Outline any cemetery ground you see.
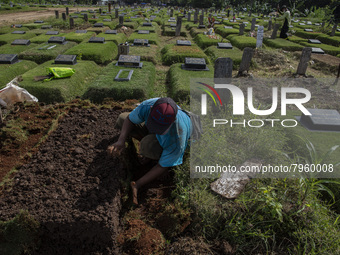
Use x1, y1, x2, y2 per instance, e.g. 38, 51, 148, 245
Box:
1, 6, 340, 255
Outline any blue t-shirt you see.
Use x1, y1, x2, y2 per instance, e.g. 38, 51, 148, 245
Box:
128, 98, 191, 167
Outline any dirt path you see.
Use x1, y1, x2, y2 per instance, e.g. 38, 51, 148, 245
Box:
0, 7, 99, 26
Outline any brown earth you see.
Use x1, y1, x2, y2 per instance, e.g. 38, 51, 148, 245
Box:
0, 105, 126, 254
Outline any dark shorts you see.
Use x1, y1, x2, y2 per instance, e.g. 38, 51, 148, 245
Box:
115, 112, 162, 160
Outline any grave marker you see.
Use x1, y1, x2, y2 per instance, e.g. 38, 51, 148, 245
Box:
76, 30, 87, 33
54, 55, 77, 65
250, 18, 256, 31
119, 16, 124, 26
217, 42, 233, 49
48, 36, 66, 44
308, 39, 321, 44
331, 23, 338, 36
271, 24, 280, 39
199, 14, 204, 26
299, 109, 340, 132
84, 14, 88, 22
256, 26, 264, 48
88, 37, 105, 43
114, 69, 134, 81
69, 18, 74, 29
118, 43, 129, 56
0, 54, 19, 64
311, 47, 325, 54
11, 39, 30, 45
116, 55, 142, 68
66, 7, 69, 16
132, 39, 149, 46
11, 31, 26, 34
181, 57, 209, 71
46, 31, 59, 35
143, 22, 152, 26
55, 10, 59, 19
94, 23, 104, 27
34, 20, 44, 23
238, 47, 254, 75
176, 40, 191, 46
304, 29, 313, 32
239, 23, 245, 35
176, 17, 182, 36
62, 13, 66, 21
105, 30, 117, 34
138, 30, 150, 34
296, 47, 312, 75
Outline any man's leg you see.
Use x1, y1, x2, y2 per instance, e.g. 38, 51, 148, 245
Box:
115, 112, 148, 140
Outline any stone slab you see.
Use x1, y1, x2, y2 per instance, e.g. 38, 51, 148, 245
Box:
54, 54, 77, 65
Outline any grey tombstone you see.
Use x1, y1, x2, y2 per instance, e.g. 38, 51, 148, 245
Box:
256, 26, 264, 48
321, 22, 325, 27
311, 47, 325, 54
296, 47, 312, 75
0, 54, 19, 64
133, 39, 149, 46
217, 42, 233, 49
181, 57, 209, 71
55, 10, 59, 19
308, 39, 321, 44
105, 30, 117, 34
76, 30, 87, 33
188, 12, 191, 21
66, 7, 69, 16
118, 43, 129, 56
88, 37, 105, 43
304, 29, 313, 32
214, 57, 233, 80
143, 22, 152, 26
46, 31, 59, 35
115, 9, 119, 19
14, 24, 22, 28
138, 30, 150, 34
34, 20, 44, 23
62, 13, 66, 21
199, 14, 204, 26
170, 23, 176, 27
238, 47, 254, 75
170, 9, 173, 17
271, 24, 280, 39
250, 18, 256, 31
239, 23, 245, 35
54, 55, 77, 65
116, 55, 142, 68
11, 39, 30, 45
69, 18, 74, 29
299, 109, 340, 131
118, 15, 124, 26
114, 69, 134, 81
224, 26, 233, 29
41, 25, 52, 29
84, 14, 88, 22
176, 17, 182, 37
194, 9, 198, 24
94, 23, 104, 27
331, 23, 338, 37
103, 19, 112, 22
176, 40, 191, 46
48, 36, 66, 44
268, 19, 272, 30
11, 31, 26, 34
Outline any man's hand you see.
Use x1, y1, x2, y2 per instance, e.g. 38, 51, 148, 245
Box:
107, 141, 125, 157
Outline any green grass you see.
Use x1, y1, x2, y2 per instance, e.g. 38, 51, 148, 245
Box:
226, 35, 257, 50
128, 32, 160, 45
294, 30, 324, 39
214, 26, 239, 38
0, 60, 38, 89
20, 60, 101, 103
189, 27, 208, 37
64, 31, 96, 43
29, 33, 66, 44
101, 20, 119, 30
96, 32, 127, 45
288, 35, 307, 43
0, 43, 39, 55
264, 38, 304, 51
204, 45, 244, 68
194, 33, 223, 49
299, 41, 340, 56
64, 41, 117, 65
19, 41, 77, 64
0, 26, 30, 35
161, 44, 209, 66
86, 26, 111, 34
316, 34, 340, 47
128, 44, 159, 64
22, 23, 45, 30
83, 61, 156, 103
168, 63, 214, 102
118, 21, 139, 29
162, 26, 187, 37
0, 32, 36, 46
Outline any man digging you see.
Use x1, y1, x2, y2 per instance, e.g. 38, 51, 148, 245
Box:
107, 98, 192, 204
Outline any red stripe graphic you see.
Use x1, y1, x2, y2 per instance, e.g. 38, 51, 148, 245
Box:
198, 82, 223, 106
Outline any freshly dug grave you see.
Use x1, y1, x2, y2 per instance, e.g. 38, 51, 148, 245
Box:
0, 107, 126, 254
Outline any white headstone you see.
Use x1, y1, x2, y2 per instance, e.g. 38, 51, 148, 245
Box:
256, 26, 264, 48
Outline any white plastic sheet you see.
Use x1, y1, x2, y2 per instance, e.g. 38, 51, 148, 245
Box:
0, 78, 38, 106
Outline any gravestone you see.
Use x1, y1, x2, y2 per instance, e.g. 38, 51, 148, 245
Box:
116, 55, 142, 68
271, 24, 280, 39
238, 47, 254, 75
176, 17, 182, 36
46, 31, 59, 35
256, 26, 264, 48
48, 36, 66, 44
11, 39, 30, 45
14, 24, 22, 28
54, 55, 77, 65
239, 23, 245, 35
331, 23, 338, 37
214, 57, 233, 80
119, 16, 124, 25
176, 40, 191, 46
143, 22, 152, 26
199, 14, 204, 26
217, 42, 233, 49
114, 69, 134, 81
84, 14, 88, 22
69, 18, 74, 29
308, 39, 321, 44
118, 43, 129, 56
62, 13, 66, 21
76, 30, 87, 33
304, 29, 313, 32
268, 18, 272, 31
0, 54, 19, 64
66, 7, 69, 16
105, 30, 117, 34
94, 23, 104, 27
296, 47, 312, 75
88, 37, 105, 43
299, 23, 305, 26
250, 18, 256, 31
34, 20, 44, 23
198, 25, 206, 29
224, 26, 233, 29
55, 10, 59, 19
103, 19, 111, 22
170, 9, 173, 17
133, 39, 149, 46
188, 12, 191, 21
194, 9, 198, 23
115, 9, 119, 19
170, 23, 176, 27
138, 30, 150, 34
311, 47, 325, 54
299, 109, 340, 131
11, 31, 26, 34
181, 57, 209, 71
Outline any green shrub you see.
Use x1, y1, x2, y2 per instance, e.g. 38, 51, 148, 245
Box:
0, 60, 38, 88
168, 63, 214, 102
83, 61, 155, 103
19, 41, 77, 64
215, 26, 239, 38
295, 30, 323, 39
194, 34, 223, 49
227, 35, 257, 50
96, 32, 127, 45
0, 43, 39, 55
128, 32, 160, 45
64, 31, 96, 43
64, 41, 117, 64
20, 60, 101, 103
299, 41, 340, 56
161, 44, 209, 66
316, 34, 340, 47
204, 45, 243, 68
29, 33, 66, 44
0, 32, 36, 46
264, 38, 304, 51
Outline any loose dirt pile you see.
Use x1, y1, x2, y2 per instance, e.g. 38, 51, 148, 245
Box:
0, 107, 126, 254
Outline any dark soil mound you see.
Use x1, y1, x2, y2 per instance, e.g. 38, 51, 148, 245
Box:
0, 107, 126, 255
